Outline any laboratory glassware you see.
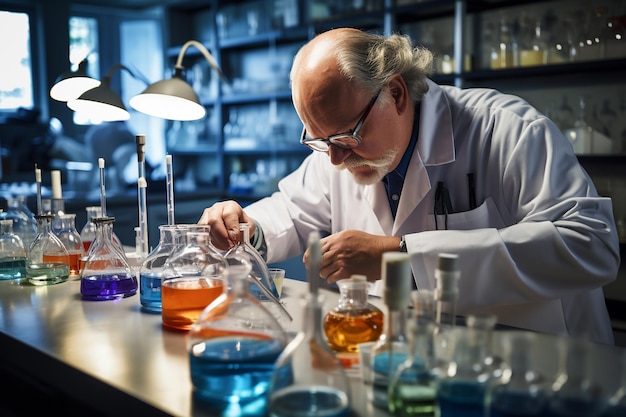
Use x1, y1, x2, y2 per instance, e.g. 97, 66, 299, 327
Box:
0, 219, 27, 280
26, 213, 70, 285
1, 197, 37, 250
80, 206, 102, 252
55, 213, 84, 276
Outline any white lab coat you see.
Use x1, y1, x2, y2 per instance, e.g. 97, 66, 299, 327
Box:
245, 80, 620, 345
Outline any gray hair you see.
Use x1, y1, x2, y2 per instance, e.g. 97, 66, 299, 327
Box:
334, 31, 433, 104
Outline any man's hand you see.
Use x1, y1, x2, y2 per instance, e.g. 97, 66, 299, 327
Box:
303, 230, 402, 285
198, 201, 255, 251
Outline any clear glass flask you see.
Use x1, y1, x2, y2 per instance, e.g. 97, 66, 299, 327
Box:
55, 213, 84, 276
26, 213, 70, 285
433, 253, 460, 374
1, 197, 37, 251
80, 216, 137, 300
323, 274, 384, 353
188, 264, 289, 416
371, 252, 413, 409
0, 219, 27, 280
139, 224, 188, 313
80, 206, 102, 253
486, 331, 548, 417
544, 337, 607, 417
161, 225, 228, 331
225, 223, 291, 323
388, 289, 438, 416
268, 292, 352, 417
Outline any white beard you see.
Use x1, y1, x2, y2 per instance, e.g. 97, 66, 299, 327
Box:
336, 148, 399, 185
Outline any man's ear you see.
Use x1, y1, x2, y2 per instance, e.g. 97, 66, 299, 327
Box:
388, 74, 410, 115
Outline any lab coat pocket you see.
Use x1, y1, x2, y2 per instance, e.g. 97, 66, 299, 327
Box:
444, 197, 506, 230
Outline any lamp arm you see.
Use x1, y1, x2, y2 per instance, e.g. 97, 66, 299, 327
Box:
177, 40, 228, 82
103, 63, 150, 85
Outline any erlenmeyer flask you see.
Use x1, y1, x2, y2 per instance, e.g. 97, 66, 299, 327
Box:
139, 224, 188, 313
161, 225, 228, 331
1, 197, 37, 250
188, 264, 289, 416
55, 213, 84, 276
80, 216, 137, 300
0, 219, 27, 280
80, 206, 102, 253
225, 223, 291, 323
268, 292, 352, 417
26, 214, 70, 285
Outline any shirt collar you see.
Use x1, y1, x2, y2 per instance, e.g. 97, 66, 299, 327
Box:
392, 102, 420, 180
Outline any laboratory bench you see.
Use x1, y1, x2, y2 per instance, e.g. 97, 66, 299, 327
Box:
0, 274, 625, 417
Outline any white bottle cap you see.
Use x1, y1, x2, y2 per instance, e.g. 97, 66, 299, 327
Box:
382, 252, 412, 309
435, 253, 459, 300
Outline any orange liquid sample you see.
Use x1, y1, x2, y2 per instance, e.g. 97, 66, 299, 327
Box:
67, 251, 82, 275
43, 254, 70, 265
323, 309, 385, 353
161, 277, 224, 331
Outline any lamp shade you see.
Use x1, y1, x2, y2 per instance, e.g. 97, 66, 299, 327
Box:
67, 78, 130, 122
50, 59, 100, 102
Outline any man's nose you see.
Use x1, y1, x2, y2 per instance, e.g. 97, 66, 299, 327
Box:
328, 145, 352, 165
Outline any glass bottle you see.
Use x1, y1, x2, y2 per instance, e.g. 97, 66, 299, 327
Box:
433, 253, 460, 373
435, 317, 494, 417
371, 252, 413, 409
188, 264, 289, 416
0, 219, 27, 280
139, 224, 188, 314
1, 197, 37, 251
80, 216, 137, 300
26, 213, 70, 286
225, 223, 291, 323
323, 274, 384, 353
544, 337, 607, 417
268, 292, 352, 417
487, 331, 548, 417
80, 206, 102, 253
161, 225, 228, 331
55, 213, 85, 276
388, 289, 438, 416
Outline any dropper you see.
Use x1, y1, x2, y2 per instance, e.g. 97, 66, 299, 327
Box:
166, 154, 175, 225
136, 134, 148, 255
98, 158, 107, 217
307, 230, 322, 296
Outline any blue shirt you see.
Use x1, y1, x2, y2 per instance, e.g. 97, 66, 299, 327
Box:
382, 104, 419, 219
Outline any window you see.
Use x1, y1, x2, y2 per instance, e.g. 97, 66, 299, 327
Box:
69, 16, 100, 125
0, 10, 33, 110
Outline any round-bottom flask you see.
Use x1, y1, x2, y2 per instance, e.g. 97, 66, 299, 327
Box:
188, 264, 289, 416
323, 274, 384, 353
0, 219, 27, 280
80, 216, 137, 300
26, 214, 70, 285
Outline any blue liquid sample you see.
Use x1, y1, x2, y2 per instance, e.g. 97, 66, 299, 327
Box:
436, 380, 486, 417
81, 273, 137, 300
0, 258, 27, 280
489, 390, 548, 417
140, 272, 162, 313
269, 385, 350, 417
372, 351, 409, 408
190, 336, 284, 416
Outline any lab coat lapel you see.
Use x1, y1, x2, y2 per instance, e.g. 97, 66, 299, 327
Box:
364, 182, 394, 235
393, 80, 455, 234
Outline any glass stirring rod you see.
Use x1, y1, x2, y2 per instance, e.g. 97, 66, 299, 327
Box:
166, 154, 175, 225
99, 158, 107, 217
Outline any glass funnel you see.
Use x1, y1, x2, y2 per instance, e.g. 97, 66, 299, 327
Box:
225, 223, 291, 323
80, 216, 137, 300
0, 219, 27, 280
26, 213, 70, 286
268, 293, 352, 417
188, 264, 289, 416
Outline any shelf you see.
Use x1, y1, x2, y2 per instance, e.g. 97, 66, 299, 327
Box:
221, 90, 293, 105
223, 146, 310, 155
167, 144, 218, 155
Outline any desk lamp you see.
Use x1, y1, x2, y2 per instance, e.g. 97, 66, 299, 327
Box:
67, 64, 148, 122
49, 58, 100, 102
130, 40, 226, 121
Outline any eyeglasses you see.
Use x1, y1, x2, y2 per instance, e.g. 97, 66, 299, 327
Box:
300, 90, 381, 152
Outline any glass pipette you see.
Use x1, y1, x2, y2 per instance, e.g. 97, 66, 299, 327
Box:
166, 154, 175, 225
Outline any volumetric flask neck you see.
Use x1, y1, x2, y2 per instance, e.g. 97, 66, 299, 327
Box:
26, 214, 70, 286
80, 216, 137, 300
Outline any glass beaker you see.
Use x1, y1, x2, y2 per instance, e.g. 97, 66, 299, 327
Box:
80, 216, 137, 300
268, 292, 352, 417
323, 274, 384, 353
188, 264, 289, 416
161, 225, 228, 331
0, 219, 27, 280
139, 224, 188, 313
224, 223, 291, 324
26, 213, 70, 286
55, 213, 85, 276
